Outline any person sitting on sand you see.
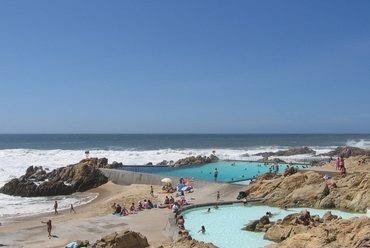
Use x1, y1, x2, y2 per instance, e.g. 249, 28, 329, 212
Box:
129, 203, 139, 213
198, 225, 206, 234
138, 201, 143, 210
111, 202, 116, 209
41, 220, 52, 237
114, 204, 122, 215
143, 199, 149, 209
164, 196, 170, 205
169, 196, 175, 204
148, 200, 154, 209
121, 206, 129, 216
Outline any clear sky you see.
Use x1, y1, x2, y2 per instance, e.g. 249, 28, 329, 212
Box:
1, 1, 369, 134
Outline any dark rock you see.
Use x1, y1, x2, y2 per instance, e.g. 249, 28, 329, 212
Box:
173, 154, 219, 167
321, 146, 370, 158
0, 158, 108, 197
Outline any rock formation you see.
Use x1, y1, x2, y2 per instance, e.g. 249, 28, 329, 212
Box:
321, 146, 370, 158
245, 170, 370, 212
93, 229, 149, 248
0, 158, 108, 197
173, 154, 219, 167
72, 229, 217, 248
254, 147, 316, 157
261, 212, 370, 248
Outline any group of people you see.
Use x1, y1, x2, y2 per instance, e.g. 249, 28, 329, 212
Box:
111, 199, 156, 216
173, 202, 206, 238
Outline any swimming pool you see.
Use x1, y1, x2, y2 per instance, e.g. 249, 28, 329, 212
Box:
181, 204, 366, 248
120, 161, 304, 183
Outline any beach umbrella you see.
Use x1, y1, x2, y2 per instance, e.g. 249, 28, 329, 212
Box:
161, 178, 172, 183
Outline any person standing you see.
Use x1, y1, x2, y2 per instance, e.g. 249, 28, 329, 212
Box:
70, 204, 76, 213
150, 186, 154, 197
216, 191, 220, 201
54, 201, 58, 215
41, 220, 52, 238
214, 168, 218, 182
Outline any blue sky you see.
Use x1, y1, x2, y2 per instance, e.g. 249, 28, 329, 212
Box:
1, 1, 369, 134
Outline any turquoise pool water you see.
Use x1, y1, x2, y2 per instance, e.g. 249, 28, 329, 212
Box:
120, 161, 304, 183
181, 204, 365, 248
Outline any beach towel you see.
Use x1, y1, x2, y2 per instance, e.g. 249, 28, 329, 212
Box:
65, 241, 78, 248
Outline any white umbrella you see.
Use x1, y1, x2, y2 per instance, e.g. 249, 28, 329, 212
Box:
161, 178, 172, 183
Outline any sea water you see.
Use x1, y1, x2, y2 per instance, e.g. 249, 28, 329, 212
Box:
0, 134, 369, 219
182, 204, 366, 248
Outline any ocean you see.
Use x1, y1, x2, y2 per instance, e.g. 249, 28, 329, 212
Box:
1, 133, 370, 220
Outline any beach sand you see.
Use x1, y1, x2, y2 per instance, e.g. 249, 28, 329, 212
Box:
0, 181, 246, 248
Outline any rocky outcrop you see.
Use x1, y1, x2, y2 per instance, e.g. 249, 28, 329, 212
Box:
173, 154, 219, 167
73, 229, 218, 248
263, 212, 370, 248
321, 146, 370, 158
94, 229, 149, 248
0, 158, 108, 197
245, 171, 370, 212
169, 235, 217, 248
254, 147, 316, 157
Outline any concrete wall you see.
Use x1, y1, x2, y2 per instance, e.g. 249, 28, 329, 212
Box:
100, 168, 213, 188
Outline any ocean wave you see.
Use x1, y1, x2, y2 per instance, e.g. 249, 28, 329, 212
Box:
346, 139, 370, 149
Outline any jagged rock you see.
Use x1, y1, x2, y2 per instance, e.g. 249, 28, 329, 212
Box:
254, 147, 316, 157
264, 214, 370, 248
169, 236, 217, 248
157, 160, 169, 165
173, 154, 219, 167
106, 161, 123, 169
0, 158, 108, 197
243, 170, 370, 212
94, 229, 149, 248
321, 146, 370, 158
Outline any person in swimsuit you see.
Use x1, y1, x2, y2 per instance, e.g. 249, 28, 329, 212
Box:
198, 225, 206, 234
53, 201, 58, 215
41, 220, 52, 237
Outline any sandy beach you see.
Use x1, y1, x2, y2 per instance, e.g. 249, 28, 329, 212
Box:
0, 180, 246, 248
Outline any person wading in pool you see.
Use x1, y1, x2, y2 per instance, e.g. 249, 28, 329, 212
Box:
214, 168, 218, 182
198, 225, 206, 234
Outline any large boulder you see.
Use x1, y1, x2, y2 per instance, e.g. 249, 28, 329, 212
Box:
95, 229, 149, 248
0, 158, 108, 197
